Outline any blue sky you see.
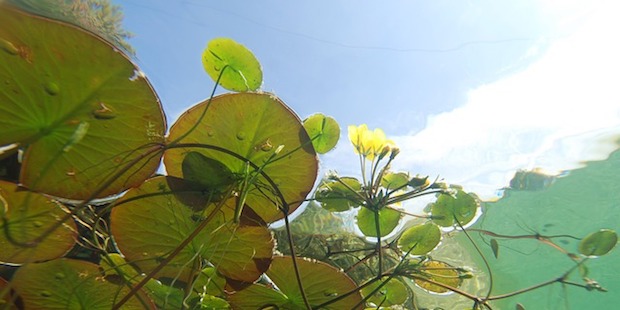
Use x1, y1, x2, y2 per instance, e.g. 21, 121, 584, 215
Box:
116, 0, 620, 200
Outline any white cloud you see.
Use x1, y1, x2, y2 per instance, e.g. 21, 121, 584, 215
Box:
388, 1, 620, 199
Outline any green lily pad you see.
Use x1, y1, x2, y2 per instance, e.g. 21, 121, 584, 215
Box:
413, 260, 462, 294
0, 180, 76, 265
398, 222, 441, 255
202, 38, 262, 92
315, 177, 363, 212
303, 113, 340, 154
11, 258, 154, 309
361, 277, 409, 307
100, 253, 187, 309
578, 229, 617, 257
109, 176, 274, 286
182, 151, 237, 197
381, 172, 410, 191
0, 6, 166, 199
193, 267, 227, 298
357, 206, 402, 237
228, 256, 363, 309
431, 190, 479, 228
164, 92, 318, 223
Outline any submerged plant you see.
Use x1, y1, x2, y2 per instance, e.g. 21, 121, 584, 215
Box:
0, 4, 616, 310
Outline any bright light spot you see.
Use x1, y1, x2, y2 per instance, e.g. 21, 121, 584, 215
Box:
389, 1, 620, 200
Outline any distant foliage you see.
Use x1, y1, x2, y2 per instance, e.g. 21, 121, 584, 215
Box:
7, 0, 135, 55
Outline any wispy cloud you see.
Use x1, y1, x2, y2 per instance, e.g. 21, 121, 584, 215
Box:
324, 1, 620, 200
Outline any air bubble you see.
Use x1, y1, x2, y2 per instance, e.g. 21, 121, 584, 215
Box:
44, 82, 60, 96
92, 102, 116, 120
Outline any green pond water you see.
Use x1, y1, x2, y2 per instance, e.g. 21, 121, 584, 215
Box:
466, 147, 620, 309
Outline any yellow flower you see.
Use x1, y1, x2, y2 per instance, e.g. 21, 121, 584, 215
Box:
348, 124, 396, 160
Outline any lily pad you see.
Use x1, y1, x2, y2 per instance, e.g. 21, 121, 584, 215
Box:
357, 206, 401, 237
11, 258, 154, 309
228, 256, 363, 309
361, 277, 409, 307
202, 38, 262, 92
413, 260, 462, 294
164, 92, 318, 223
109, 176, 274, 286
398, 222, 441, 255
303, 113, 340, 154
0, 180, 76, 265
0, 6, 166, 199
431, 190, 478, 228
578, 229, 617, 257
381, 172, 410, 191
315, 177, 363, 212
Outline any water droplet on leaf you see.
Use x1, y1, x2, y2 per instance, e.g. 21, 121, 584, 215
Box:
33, 221, 43, 228
54, 272, 65, 280
92, 102, 116, 119
236, 132, 246, 140
44, 82, 60, 96
40, 290, 52, 297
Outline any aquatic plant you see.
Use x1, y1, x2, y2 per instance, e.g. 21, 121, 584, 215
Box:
0, 5, 616, 309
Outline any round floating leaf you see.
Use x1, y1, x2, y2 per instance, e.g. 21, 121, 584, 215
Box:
315, 177, 362, 212
0, 7, 166, 199
182, 151, 236, 197
100, 253, 186, 309
303, 113, 340, 154
398, 222, 441, 255
110, 176, 274, 285
381, 172, 410, 190
578, 229, 617, 257
407, 175, 430, 188
193, 267, 227, 298
361, 277, 409, 307
0, 180, 76, 265
228, 256, 363, 309
414, 260, 462, 294
431, 190, 478, 227
357, 206, 401, 237
11, 258, 154, 309
202, 37, 262, 92
164, 92, 318, 223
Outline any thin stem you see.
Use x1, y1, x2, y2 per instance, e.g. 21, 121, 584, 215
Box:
283, 214, 312, 310
112, 191, 231, 309
469, 228, 579, 258
373, 207, 384, 276
168, 65, 228, 146
456, 220, 494, 301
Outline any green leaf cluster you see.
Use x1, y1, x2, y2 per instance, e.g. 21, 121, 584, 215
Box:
0, 5, 616, 310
